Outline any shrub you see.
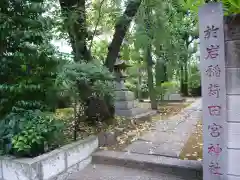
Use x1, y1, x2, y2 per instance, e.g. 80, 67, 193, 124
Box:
56, 61, 115, 139
155, 81, 179, 100
125, 81, 137, 92
0, 110, 64, 157
188, 64, 201, 96
0, 0, 62, 157
139, 81, 149, 99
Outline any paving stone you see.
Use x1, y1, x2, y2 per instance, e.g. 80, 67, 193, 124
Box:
124, 140, 182, 157
173, 121, 195, 132
139, 131, 188, 144
153, 120, 180, 132
189, 113, 202, 120
138, 131, 173, 143
131, 98, 202, 158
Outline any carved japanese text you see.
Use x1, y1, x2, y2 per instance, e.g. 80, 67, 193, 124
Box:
204, 25, 219, 39
208, 123, 223, 138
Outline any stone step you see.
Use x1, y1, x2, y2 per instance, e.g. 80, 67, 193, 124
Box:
91, 150, 202, 180
68, 163, 198, 180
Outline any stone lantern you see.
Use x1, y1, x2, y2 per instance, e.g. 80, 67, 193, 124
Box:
114, 55, 131, 90
113, 55, 153, 118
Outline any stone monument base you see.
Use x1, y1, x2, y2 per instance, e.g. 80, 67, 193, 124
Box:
163, 93, 184, 101
114, 90, 156, 119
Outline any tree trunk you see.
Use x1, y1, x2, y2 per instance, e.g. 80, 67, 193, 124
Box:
163, 62, 168, 82
104, 0, 142, 71
137, 67, 142, 100
180, 63, 184, 95
144, 0, 157, 110
180, 60, 188, 96
155, 59, 167, 85
181, 33, 197, 97
183, 60, 188, 96
59, 0, 91, 62
146, 46, 158, 110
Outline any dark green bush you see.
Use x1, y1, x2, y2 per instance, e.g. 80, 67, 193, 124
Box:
0, 110, 64, 157
56, 61, 115, 131
188, 64, 201, 96
155, 81, 179, 100
0, 0, 63, 157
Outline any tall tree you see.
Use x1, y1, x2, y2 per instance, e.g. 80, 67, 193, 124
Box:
58, 0, 143, 71
179, 15, 198, 96
59, 0, 91, 62
133, 0, 168, 108
0, 0, 58, 116
105, 0, 142, 72
144, 0, 158, 109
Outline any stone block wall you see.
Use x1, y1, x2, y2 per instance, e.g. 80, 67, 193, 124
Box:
225, 14, 240, 179
0, 136, 98, 180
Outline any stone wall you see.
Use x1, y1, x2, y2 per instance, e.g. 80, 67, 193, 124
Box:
0, 136, 98, 180
225, 14, 240, 179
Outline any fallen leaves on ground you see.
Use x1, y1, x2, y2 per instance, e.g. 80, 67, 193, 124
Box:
179, 120, 203, 161
102, 102, 191, 151
104, 121, 153, 150
55, 101, 192, 149
152, 102, 190, 121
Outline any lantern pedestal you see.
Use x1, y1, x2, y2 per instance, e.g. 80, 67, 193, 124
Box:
114, 88, 149, 117
113, 57, 155, 118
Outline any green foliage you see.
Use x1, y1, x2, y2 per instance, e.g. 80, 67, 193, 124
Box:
56, 61, 115, 102
0, 0, 59, 116
188, 64, 201, 89
155, 81, 179, 100
162, 81, 179, 93
92, 40, 109, 63
87, 0, 123, 33
0, 0, 63, 157
0, 0, 204, 156
125, 81, 137, 92
180, 0, 240, 14
0, 110, 64, 157
138, 81, 150, 99
140, 81, 149, 93
56, 61, 115, 127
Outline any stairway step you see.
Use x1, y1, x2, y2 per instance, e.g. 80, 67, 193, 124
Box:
68, 164, 199, 180
92, 150, 202, 179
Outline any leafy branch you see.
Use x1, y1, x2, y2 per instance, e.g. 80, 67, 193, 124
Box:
89, 0, 106, 52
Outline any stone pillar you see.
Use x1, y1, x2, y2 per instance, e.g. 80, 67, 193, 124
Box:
224, 14, 240, 179
199, 3, 227, 180
200, 3, 240, 179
